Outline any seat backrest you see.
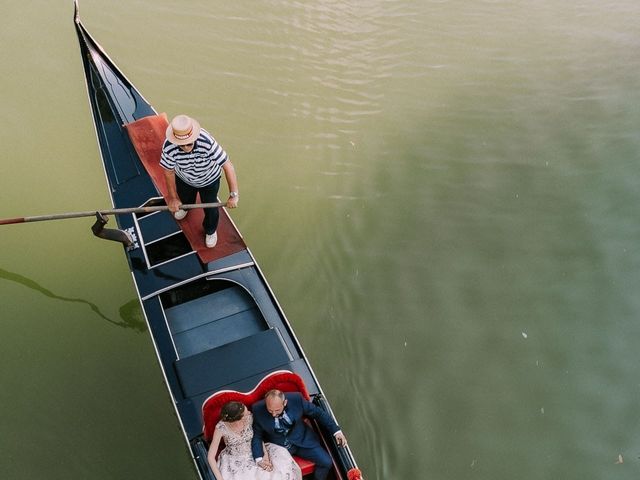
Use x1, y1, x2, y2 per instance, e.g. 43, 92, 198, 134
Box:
202, 370, 310, 442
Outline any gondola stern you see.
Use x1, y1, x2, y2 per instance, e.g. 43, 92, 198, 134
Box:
73, 0, 80, 25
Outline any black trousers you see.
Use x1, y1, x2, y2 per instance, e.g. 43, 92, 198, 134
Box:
175, 176, 221, 235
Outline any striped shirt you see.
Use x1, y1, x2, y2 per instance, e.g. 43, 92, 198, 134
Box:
160, 129, 228, 187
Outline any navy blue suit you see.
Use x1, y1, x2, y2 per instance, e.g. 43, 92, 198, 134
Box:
252, 392, 338, 480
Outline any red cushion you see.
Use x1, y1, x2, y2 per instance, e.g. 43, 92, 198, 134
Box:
202, 370, 310, 443
294, 456, 316, 476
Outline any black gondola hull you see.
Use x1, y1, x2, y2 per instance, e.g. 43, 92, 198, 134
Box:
73, 3, 360, 479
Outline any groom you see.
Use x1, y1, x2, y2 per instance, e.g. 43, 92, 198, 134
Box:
251, 389, 347, 480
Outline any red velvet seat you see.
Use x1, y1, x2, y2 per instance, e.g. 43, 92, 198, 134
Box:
201, 370, 315, 476
294, 456, 317, 477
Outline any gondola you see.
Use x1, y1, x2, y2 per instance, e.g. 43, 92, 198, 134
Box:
73, 2, 362, 479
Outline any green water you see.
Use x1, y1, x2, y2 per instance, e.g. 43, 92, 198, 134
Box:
1, 1, 639, 478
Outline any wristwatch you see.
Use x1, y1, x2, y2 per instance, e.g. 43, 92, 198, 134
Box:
229, 191, 239, 198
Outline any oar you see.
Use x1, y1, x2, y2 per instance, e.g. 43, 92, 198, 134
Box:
0, 202, 227, 225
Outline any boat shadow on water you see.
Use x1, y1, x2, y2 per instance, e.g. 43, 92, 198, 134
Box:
0, 266, 147, 332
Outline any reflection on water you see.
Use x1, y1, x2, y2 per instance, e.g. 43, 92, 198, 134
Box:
118, 298, 147, 332
0, 267, 146, 332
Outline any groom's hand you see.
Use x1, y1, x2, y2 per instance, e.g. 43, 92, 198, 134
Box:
334, 431, 348, 447
257, 459, 273, 471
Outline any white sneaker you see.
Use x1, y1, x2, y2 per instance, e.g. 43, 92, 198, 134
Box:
205, 231, 218, 248
173, 209, 187, 220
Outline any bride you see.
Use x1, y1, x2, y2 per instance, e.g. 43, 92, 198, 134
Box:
208, 401, 302, 480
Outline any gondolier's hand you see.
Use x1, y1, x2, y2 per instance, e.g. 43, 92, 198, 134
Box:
334, 431, 348, 447
167, 197, 182, 213
226, 192, 239, 209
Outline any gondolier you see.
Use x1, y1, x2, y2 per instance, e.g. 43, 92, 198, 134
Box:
161, 114, 239, 248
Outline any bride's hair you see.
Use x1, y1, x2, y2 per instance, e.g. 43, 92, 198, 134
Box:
220, 401, 246, 422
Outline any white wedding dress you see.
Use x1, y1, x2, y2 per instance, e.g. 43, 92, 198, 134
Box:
216, 412, 302, 480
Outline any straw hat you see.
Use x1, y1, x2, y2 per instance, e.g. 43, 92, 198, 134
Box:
166, 114, 201, 145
